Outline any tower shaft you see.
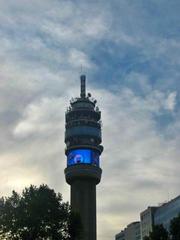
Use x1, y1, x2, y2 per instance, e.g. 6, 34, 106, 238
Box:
71, 180, 96, 240
65, 164, 102, 240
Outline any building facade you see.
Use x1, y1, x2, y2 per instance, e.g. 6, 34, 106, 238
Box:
64, 75, 103, 240
115, 222, 141, 240
140, 195, 180, 239
154, 195, 180, 231
140, 207, 157, 239
115, 230, 125, 240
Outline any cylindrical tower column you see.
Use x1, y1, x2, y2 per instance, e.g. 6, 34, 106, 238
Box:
71, 180, 96, 239
64, 75, 103, 240
65, 165, 102, 240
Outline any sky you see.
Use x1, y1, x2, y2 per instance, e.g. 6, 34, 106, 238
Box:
0, 0, 180, 239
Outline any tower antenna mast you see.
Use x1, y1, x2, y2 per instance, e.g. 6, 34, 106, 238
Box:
80, 74, 86, 98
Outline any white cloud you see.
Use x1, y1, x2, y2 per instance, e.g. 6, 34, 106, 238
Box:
164, 91, 177, 111
0, 152, 46, 195
13, 97, 66, 138
68, 48, 94, 69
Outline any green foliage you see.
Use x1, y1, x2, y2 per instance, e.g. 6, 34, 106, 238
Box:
170, 213, 180, 240
0, 184, 82, 240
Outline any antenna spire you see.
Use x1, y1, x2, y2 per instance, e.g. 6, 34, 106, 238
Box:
80, 74, 86, 98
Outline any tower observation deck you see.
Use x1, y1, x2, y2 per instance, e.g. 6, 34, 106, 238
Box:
64, 75, 103, 240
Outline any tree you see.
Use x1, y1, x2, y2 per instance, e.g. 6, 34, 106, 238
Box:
170, 214, 180, 240
0, 184, 82, 240
144, 225, 169, 240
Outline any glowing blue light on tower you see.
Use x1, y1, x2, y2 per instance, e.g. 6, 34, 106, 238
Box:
67, 149, 100, 167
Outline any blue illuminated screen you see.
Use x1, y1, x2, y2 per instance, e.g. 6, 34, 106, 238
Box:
67, 149, 100, 167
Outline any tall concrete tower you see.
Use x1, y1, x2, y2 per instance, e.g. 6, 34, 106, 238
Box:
64, 75, 103, 240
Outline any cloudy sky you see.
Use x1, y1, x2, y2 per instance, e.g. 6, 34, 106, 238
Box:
0, 0, 180, 239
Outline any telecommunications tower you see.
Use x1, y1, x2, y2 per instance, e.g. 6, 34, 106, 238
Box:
64, 75, 103, 240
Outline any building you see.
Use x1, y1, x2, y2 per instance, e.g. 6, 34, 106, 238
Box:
126, 222, 141, 240
115, 222, 141, 240
116, 230, 125, 240
154, 195, 180, 231
140, 207, 157, 239
140, 195, 180, 239
64, 75, 103, 240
